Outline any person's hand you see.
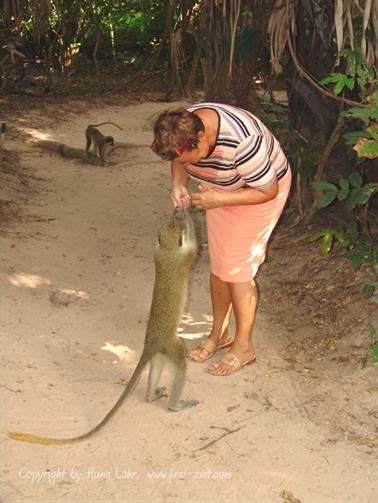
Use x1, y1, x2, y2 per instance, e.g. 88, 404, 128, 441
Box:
171, 184, 191, 211
191, 184, 225, 210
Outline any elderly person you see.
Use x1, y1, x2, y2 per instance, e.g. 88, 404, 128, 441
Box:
151, 103, 291, 376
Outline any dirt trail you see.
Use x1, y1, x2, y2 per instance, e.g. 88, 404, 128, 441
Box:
0, 100, 376, 503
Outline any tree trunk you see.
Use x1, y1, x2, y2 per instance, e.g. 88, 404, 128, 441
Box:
91, 1, 102, 72
186, 47, 201, 96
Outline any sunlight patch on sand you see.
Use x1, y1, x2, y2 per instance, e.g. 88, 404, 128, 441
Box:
178, 312, 213, 340
20, 127, 53, 141
8, 272, 51, 288
57, 288, 89, 299
101, 342, 132, 360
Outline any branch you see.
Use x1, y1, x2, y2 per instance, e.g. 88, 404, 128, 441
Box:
285, 0, 363, 109
304, 120, 345, 224
195, 425, 245, 453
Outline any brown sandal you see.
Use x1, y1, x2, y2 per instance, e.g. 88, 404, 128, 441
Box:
189, 336, 233, 362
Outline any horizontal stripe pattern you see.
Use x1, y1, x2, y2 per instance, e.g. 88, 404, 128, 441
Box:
187, 103, 289, 191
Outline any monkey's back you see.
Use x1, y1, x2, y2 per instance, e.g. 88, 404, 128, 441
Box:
145, 249, 193, 341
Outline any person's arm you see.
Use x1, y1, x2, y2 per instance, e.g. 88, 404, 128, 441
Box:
171, 160, 191, 210
191, 180, 278, 210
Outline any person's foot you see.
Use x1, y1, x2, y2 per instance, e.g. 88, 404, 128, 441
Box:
208, 350, 256, 376
189, 333, 233, 362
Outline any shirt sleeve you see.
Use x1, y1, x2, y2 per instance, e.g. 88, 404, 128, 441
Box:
234, 134, 276, 190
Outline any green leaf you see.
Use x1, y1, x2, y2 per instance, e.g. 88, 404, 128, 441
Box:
308, 230, 328, 242
345, 106, 378, 124
362, 283, 375, 298
334, 79, 346, 95
334, 232, 350, 248
351, 254, 365, 271
372, 344, 378, 364
369, 296, 378, 304
318, 191, 338, 208
320, 74, 343, 85
367, 124, 378, 141
349, 172, 363, 187
367, 322, 376, 339
357, 65, 374, 80
346, 189, 361, 209
343, 131, 372, 145
321, 233, 333, 255
345, 185, 377, 207
312, 181, 338, 191
357, 140, 378, 159
320, 73, 355, 95
337, 187, 349, 200
364, 279, 378, 287
357, 183, 378, 204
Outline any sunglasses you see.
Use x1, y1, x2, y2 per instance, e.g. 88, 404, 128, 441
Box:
150, 140, 198, 161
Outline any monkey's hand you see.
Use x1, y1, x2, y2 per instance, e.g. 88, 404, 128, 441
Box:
191, 184, 226, 210
171, 184, 191, 211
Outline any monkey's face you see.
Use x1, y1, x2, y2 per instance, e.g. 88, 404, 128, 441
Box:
105, 136, 114, 145
159, 224, 183, 249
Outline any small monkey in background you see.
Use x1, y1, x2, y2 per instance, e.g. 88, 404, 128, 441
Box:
85, 122, 123, 165
9, 211, 199, 445
0, 40, 25, 67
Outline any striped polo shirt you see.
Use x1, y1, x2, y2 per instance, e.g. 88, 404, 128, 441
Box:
186, 103, 289, 191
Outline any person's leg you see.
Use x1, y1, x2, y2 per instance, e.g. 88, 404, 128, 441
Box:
208, 279, 257, 375
189, 273, 233, 361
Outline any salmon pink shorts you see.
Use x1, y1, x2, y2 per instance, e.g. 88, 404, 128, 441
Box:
206, 169, 292, 282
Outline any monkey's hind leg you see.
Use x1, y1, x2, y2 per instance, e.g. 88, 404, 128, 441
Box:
166, 348, 199, 411
85, 133, 91, 157
146, 353, 168, 403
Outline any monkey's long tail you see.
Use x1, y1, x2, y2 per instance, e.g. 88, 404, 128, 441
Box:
88, 122, 123, 130
8, 352, 151, 445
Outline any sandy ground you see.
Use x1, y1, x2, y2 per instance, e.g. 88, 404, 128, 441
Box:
0, 99, 377, 503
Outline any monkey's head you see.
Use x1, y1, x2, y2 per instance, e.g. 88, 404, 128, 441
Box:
158, 224, 183, 249
105, 136, 114, 145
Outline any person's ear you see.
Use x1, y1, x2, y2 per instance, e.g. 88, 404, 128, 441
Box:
198, 131, 206, 144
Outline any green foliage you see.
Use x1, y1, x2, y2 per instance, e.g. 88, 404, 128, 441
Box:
341, 238, 378, 272
367, 323, 378, 364
357, 140, 378, 158
309, 215, 378, 303
343, 130, 373, 144
321, 49, 378, 161
341, 104, 378, 125
311, 174, 378, 210
4, 0, 167, 66
320, 73, 354, 95
308, 221, 358, 256
343, 118, 378, 160
320, 49, 377, 98
310, 229, 378, 303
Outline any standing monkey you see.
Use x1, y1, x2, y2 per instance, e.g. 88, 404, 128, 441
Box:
9, 211, 198, 445
85, 122, 123, 165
